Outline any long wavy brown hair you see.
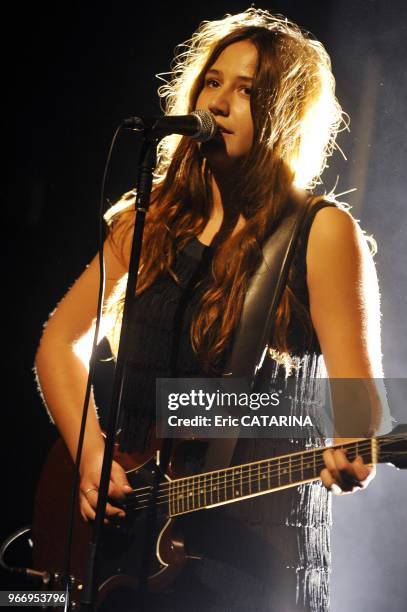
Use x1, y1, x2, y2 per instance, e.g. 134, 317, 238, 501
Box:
105, 8, 345, 373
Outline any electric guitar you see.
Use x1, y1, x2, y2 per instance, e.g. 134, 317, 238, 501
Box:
31, 426, 407, 609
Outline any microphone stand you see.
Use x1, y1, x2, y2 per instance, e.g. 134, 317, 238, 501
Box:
79, 129, 159, 612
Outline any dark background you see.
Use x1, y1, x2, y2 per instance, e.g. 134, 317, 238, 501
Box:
3, 1, 407, 610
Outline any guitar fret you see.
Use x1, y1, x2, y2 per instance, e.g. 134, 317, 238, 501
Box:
192, 476, 196, 510
259, 462, 264, 490
198, 476, 202, 509
247, 465, 252, 496
200, 474, 204, 509
186, 478, 190, 511
240, 466, 245, 497
281, 458, 289, 486
187, 478, 191, 511
234, 468, 240, 497
301, 450, 316, 481
226, 471, 229, 502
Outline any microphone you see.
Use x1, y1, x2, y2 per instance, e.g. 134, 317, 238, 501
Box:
123, 109, 218, 142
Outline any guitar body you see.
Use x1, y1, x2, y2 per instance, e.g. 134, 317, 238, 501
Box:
31, 436, 195, 609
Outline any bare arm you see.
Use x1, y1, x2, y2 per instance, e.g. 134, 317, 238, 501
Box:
306, 205, 386, 493
35, 219, 133, 519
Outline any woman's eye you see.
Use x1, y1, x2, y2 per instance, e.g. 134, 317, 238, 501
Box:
241, 87, 252, 96
205, 79, 219, 88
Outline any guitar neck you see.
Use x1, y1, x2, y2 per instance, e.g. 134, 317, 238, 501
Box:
168, 437, 379, 517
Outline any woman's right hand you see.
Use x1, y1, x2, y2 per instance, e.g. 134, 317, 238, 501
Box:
79, 449, 133, 523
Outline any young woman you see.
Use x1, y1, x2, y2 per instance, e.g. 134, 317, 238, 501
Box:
35, 8, 384, 611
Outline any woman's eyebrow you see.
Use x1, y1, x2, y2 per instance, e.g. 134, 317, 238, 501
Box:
206, 68, 254, 82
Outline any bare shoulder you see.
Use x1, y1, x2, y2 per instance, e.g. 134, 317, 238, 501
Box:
306, 204, 373, 274
308, 204, 362, 246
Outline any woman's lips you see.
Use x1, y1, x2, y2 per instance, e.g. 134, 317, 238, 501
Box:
208, 126, 232, 143
214, 129, 232, 141
218, 126, 233, 134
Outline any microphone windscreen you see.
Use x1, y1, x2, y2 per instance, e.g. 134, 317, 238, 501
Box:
192, 110, 218, 142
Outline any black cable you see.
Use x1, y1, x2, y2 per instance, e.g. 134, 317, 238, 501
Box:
0, 525, 51, 582
61, 123, 125, 610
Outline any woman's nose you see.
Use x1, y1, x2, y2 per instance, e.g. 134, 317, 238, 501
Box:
208, 90, 230, 117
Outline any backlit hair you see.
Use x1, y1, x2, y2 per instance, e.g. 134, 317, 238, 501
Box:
105, 8, 346, 373
156, 7, 344, 189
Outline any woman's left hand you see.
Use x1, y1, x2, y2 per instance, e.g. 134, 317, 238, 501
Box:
321, 447, 376, 495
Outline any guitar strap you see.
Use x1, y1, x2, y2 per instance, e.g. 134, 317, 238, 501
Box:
203, 189, 333, 471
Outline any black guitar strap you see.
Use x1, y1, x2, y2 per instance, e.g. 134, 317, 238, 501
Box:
224, 188, 313, 381
204, 189, 330, 470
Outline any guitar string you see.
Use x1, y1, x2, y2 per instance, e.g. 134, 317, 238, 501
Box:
127, 435, 405, 495
123, 437, 398, 511
127, 456, 361, 514
126, 435, 404, 514
123, 437, 380, 501
123, 436, 401, 505
118, 436, 404, 509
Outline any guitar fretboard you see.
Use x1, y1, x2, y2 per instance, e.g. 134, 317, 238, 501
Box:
168, 438, 375, 517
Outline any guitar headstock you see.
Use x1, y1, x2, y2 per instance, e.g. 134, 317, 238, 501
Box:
379, 424, 407, 469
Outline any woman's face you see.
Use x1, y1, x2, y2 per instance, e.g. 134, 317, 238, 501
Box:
195, 39, 257, 170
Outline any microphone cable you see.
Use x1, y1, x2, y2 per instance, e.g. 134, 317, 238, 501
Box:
61, 122, 124, 611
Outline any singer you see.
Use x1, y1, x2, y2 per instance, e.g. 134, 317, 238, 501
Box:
34, 8, 387, 612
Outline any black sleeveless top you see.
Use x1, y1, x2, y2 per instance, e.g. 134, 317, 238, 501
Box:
119, 200, 330, 451
116, 200, 334, 612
